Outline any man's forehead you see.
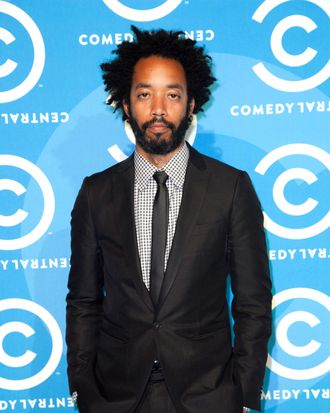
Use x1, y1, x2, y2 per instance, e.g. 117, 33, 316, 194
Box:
131, 56, 187, 83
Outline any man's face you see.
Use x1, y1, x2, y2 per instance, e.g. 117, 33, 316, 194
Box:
123, 56, 195, 155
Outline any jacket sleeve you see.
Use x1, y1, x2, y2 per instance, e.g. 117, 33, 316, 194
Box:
228, 171, 272, 411
66, 177, 106, 410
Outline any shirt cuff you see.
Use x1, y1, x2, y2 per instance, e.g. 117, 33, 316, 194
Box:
71, 391, 78, 405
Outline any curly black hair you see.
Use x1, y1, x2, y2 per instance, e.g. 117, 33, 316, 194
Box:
100, 26, 216, 120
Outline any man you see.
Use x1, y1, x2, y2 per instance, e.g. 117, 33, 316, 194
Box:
66, 26, 272, 413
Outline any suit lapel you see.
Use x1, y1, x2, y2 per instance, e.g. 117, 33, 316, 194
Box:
114, 156, 154, 312
157, 147, 209, 309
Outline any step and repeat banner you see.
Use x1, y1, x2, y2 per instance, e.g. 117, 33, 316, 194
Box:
0, 0, 329, 412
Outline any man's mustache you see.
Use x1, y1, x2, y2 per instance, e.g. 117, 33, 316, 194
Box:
142, 116, 175, 131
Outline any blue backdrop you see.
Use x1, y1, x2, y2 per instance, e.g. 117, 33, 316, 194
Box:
0, 1, 329, 412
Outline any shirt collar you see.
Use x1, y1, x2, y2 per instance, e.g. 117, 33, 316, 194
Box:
134, 142, 189, 190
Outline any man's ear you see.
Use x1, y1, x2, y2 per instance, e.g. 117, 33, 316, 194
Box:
188, 97, 195, 116
123, 99, 130, 118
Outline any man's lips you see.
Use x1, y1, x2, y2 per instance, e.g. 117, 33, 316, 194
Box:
147, 123, 170, 132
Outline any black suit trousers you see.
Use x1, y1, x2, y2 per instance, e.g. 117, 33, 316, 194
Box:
136, 381, 178, 413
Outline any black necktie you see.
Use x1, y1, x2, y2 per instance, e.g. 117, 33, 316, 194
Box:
150, 171, 169, 305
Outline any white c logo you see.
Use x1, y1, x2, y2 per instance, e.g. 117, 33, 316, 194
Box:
0, 155, 55, 250
252, 0, 330, 91
276, 311, 321, 357
0, 299, 63, 390
0, 179, 27, 227
0, 1, 45, 103
267, 288, 330, 380
102, 0, 183, 22
0, 322, 36, 368
255, 143, 330, 239
0, 27, 17, 77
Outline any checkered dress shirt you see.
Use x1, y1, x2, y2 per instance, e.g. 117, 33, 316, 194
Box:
134, 143, 189, 290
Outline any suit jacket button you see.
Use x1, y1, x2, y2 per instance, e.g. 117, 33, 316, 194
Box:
153, 322, 161, 329
153, 360, 160, 369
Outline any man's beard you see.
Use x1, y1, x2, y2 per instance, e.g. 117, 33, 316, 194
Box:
127, 110, 191, 155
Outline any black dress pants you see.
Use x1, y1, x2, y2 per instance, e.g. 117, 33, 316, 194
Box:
136, 380, 178, 413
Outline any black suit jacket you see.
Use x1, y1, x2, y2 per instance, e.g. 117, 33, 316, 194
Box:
66, 145, 272, 413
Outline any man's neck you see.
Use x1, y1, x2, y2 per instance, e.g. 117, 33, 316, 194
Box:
136, 143, 184, 169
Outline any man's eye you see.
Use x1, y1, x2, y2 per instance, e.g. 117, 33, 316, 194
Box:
168, 93, 180, 100
137, 92, 149, 99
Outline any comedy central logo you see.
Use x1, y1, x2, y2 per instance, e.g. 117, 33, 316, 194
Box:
0, 155, 55, 250
0, 299, 63, 390
255, 143, 330, 240
268, 288, 330, 380
102, 0, 183, 22
0, 1, 45, 103
252, 0, 330, 92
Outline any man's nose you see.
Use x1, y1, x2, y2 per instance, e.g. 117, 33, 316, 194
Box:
151, 95, 167, 117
